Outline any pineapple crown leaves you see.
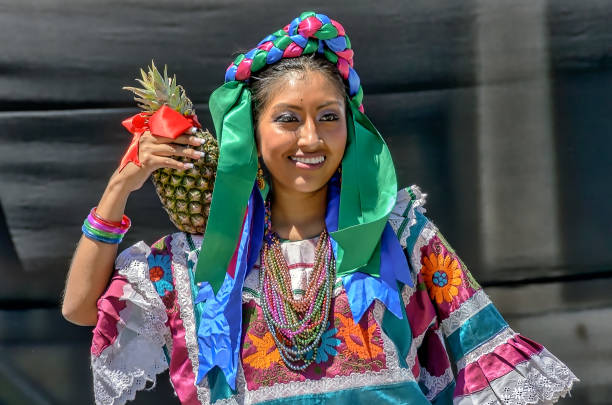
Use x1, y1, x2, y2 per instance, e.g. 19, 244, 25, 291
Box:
123, 60, 196, 116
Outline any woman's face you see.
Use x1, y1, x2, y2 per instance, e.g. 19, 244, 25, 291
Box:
255, 70, 347, 195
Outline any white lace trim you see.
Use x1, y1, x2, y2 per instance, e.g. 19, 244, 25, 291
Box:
92, 242, 170, 405
409, 221, 437, 276
457, 327, 516, 370
420, 329, 454, 400
441, 290, 492, 337
454, 349, 578, 405
389, 185, 428, 249
171, 233, 211, 404
400, 269, 418, 305
420, 366, 454, 401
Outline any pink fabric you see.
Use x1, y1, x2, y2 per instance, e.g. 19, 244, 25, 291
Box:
166, 292, 200, 405
235, 59, 253, 81
258, 41, 274, 51
330, 19, 345, 36
298, 16, 323, 38
335, 49, 354, 64
454, 334, 545, 396
337, 58, 349, 80
283, 42, 303, 58
91, 274, 128, 356
404, 274, 437, 338
421, 329, 451, 377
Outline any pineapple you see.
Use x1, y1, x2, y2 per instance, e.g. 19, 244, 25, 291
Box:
123, 61, 219, 234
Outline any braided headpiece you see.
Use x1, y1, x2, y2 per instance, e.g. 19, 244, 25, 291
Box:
224, 11, 364, 112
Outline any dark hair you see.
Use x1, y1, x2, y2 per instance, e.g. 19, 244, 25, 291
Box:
248, 53, 349, 125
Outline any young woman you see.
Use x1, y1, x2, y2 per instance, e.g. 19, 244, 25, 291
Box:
62, 11, 577, 405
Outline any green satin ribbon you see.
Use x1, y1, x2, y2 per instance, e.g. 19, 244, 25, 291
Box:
195, 81, 258, 291
195, 81, 397, 293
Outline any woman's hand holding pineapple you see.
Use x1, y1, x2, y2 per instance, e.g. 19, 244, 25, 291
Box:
111, 128, 206, 193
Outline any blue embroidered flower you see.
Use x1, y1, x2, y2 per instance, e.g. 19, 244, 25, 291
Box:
147, 254, 174, 296
315, 323, 341, 364
432, 270, 448, 287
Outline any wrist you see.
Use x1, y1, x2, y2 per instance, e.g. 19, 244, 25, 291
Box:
107, 170, 135, 197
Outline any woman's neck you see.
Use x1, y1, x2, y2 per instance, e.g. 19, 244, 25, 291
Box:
270, 184, 328, 241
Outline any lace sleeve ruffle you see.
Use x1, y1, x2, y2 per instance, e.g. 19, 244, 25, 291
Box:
395, 186, 578, 404
454, 331, 578, 405
91, 241, 170, 405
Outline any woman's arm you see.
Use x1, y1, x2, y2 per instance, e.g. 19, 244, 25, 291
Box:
62, 172, 131, 326
61, 130, 205, 326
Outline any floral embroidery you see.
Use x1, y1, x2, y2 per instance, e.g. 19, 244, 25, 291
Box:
437, 232, 480, 291
336, 313, 383, 360
314, 324, 341, 364
147, 254, 174, 296
421, 252, 462, 304
243, 332, 281, 370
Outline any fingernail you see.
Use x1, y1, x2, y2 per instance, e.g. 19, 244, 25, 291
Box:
183, 163, 194, 169
194, 151, 205, 158
196, 137, 206, 145
190, 127, 197, 135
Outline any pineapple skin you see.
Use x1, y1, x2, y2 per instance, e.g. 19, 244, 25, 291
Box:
151, 128, 218, 234
125, 62, 219, 234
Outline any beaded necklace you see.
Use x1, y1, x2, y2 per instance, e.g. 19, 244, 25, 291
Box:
259, 198, 336, 371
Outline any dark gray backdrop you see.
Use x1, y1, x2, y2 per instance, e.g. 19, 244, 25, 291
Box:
1, 1, 611, 403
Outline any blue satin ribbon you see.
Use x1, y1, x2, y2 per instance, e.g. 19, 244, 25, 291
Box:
195, 185, 264, 389
327, 172, 414, 324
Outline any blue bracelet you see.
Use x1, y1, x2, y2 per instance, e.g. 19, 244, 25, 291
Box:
81, 224, 123, 244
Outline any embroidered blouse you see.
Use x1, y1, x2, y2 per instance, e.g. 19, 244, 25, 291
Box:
91, 186, 577, 405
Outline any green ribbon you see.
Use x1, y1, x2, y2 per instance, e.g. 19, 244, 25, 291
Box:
332, 101, 397, 278
195, 82, 397, 293
195, 81, 258, 291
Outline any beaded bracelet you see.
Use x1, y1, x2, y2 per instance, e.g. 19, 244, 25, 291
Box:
82, 207, 131, 244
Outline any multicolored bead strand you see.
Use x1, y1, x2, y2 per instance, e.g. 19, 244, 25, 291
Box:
259, 198, 336, 370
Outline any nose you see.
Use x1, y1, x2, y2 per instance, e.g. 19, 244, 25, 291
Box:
297, 118, 322, 149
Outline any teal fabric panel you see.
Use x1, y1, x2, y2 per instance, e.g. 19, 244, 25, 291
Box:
207, 366, 235, 402
431, 381, 455, 405
381, 283, 412, 368
405, 211, 428, 254
258, 380, 431, 405
446, 303, 508, 361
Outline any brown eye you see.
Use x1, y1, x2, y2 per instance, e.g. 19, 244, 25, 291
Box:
320, 113, 339, 121
276, 114, 298, 123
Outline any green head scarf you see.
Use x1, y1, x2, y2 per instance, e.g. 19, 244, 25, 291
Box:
195, 11, 397, 293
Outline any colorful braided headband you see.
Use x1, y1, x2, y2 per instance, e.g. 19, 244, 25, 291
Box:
224, 11, 364, 112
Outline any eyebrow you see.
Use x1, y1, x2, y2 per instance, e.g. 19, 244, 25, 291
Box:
271, 100, 343, 111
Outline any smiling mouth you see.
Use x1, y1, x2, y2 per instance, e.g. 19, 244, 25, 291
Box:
289, 156, 326, 164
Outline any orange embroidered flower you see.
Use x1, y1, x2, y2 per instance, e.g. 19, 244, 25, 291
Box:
421, 252, 462, 304
336, 313, 383, 360
243, 332, 281, 370
149, 266, 164, 282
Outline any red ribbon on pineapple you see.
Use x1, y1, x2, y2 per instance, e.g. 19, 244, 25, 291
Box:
119, 104, 202, 171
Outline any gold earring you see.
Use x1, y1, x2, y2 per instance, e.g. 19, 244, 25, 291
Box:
256, 161, 265, 190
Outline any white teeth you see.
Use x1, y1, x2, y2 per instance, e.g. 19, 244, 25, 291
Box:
291, 156, 325, 164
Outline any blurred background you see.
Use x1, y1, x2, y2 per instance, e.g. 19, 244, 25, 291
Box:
1, 1, 611, 404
